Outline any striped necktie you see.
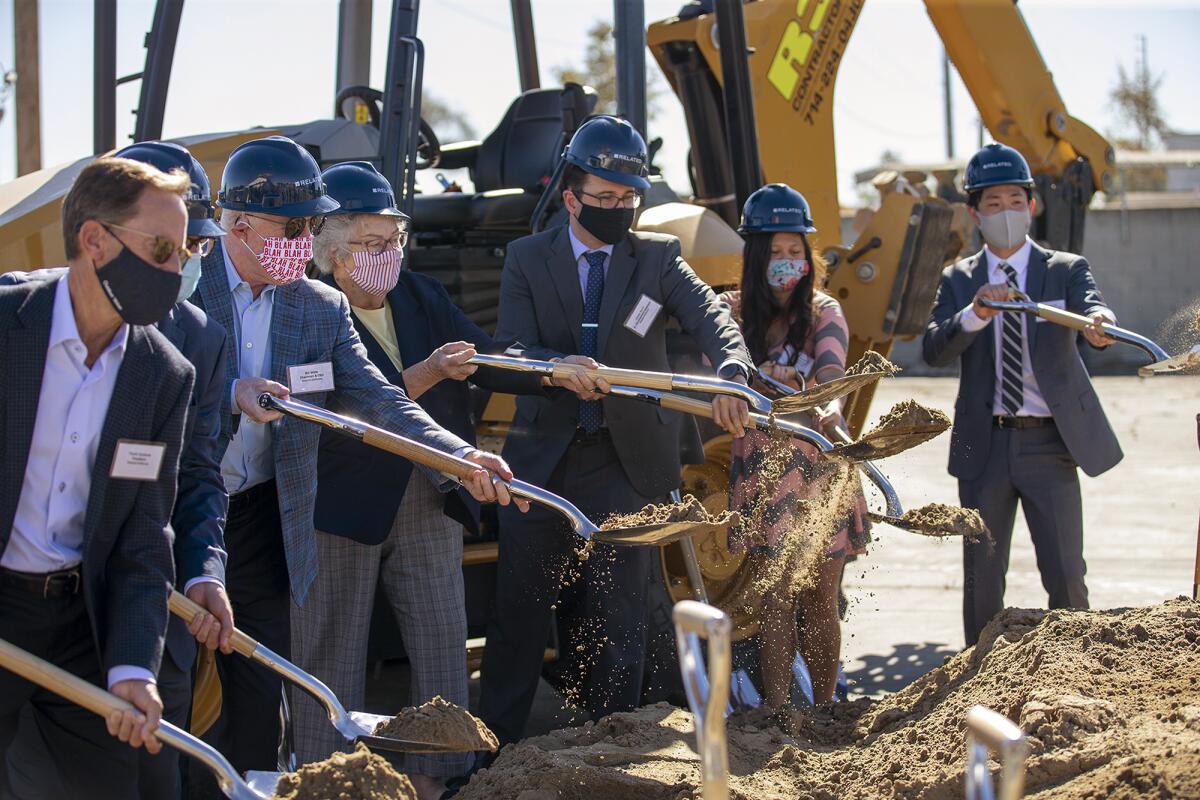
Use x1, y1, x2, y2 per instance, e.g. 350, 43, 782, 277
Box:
998, 262, 1024, 415
579, 250, 606, 432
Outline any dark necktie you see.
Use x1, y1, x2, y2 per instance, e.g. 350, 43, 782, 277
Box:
579, 250, 606, 432
999, 262, 1024, 415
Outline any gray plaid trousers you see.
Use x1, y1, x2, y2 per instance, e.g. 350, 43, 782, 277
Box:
288, 473, 471, 777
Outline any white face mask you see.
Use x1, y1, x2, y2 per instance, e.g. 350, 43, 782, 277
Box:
176, 253, 203, 304
978, 208, 1031, 251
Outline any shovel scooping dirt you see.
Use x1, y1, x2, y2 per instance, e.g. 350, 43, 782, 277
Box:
870, 502, 989, 540
772, 351, 901, 416
600, 495, 741, 532
271, 743, 416, 800
827, 399, 950, 461
370, 696, 499, 753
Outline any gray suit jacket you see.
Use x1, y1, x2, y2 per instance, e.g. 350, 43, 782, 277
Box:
922, 244, 1123, 480
495, 225, 752, 497
0, 275, 193, 675
194, 243, 471, 606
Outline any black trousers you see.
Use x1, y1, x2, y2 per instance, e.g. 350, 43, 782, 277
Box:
137, 622, 193, 800
0, 578, 139, 800
959, 423, 1088, 646
478, 433, 658, 745
197, 480, 290, 785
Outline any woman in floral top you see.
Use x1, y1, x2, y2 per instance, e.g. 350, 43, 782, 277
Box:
723, 183, 870, 707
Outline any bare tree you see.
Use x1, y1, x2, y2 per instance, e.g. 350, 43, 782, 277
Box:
1109, 36, 1170, 151
552, 20, 662, 120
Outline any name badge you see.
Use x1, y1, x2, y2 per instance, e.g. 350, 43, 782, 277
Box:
624, 294, 663, 338
288, 362, 335, 394
109, 439, 167, 481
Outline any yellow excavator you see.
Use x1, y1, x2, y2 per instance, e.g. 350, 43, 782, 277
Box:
0, 0, 1112, 687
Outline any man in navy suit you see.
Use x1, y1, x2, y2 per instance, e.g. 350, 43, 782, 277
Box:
293, 162, 536, 798
923, 143, 1123, 646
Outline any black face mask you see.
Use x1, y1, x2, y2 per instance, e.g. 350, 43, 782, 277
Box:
94, 245, 182, 325
576, 203, 635, 245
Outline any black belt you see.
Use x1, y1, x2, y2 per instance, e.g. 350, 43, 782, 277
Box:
572, 427, 611, 445
229, 478, 277, 513
0, 565, 82, 599
994, 415, 1053, 430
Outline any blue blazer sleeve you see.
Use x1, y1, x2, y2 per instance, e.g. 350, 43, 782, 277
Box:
172, 319, 231, 586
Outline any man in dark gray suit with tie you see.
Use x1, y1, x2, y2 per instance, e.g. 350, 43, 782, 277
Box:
923, 143, 1123, 646
0, 157, 195, 797
478, 116, 753, 745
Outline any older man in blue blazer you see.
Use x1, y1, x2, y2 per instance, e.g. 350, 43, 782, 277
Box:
190, 137, 521, 784
923, 144, 1122, 646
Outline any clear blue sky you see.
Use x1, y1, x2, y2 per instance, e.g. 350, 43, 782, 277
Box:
1, 0, 1197, 203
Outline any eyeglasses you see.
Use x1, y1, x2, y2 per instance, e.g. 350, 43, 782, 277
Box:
245, 212, 326, 239
187, 236, 215, 258
574, 189, 643, 209
102, 222, 192, 265
348, 232, 409, 254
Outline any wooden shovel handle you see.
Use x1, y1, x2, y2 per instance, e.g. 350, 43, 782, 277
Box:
168, 591, 258, 658
1032, 303, 1098, 332
360, 428, 483, 483
0, 636, 130, 719
658, 392, 716, 419
552, 362, 675, 391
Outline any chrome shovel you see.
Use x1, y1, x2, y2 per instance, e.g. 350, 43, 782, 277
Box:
673, 601, 733, 800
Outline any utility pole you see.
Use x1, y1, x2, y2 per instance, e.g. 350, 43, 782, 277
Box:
14, 0, 42, 175
942, 49, 954, 160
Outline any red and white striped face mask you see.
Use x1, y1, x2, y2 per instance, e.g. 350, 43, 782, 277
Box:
348, 249, 403, 296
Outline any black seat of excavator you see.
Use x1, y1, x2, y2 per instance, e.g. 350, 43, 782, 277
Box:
412, 86, 596, 232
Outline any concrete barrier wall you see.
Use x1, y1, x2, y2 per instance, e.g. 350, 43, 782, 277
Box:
842, 205, 1200, 376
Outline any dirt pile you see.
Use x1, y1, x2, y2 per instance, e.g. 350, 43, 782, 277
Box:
372, 696, 498, 752
271, 743, 416, 800
845, 350, 901, 377
456, 600, 1200, 800
601, 495, 741, 531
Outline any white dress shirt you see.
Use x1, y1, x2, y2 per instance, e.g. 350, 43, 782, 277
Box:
959, 237, 1113, 417
3, 278, 149, 687
219, 246, 277, 494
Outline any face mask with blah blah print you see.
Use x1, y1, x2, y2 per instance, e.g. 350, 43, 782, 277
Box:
242, 222, 311, 285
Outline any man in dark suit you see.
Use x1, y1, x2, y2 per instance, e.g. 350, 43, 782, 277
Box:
292, 162, 538, 796
190, 136, 522, 781
923, 143, 1123, 646
0, 157, 195, 797
113, 141, 235, 800
478, 116, 754, 745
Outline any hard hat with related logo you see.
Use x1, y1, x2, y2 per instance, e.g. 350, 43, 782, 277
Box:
563, 115, 651, 191
114, 140, 225, 238
738, 183, 817, 234
320, 162, 410, 228
963, 143, 1035, 193
217, 135, 340, 217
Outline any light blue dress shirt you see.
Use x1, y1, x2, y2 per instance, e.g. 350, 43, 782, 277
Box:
3, 277, 150, 687
568, 225, 613, 299
219, 246, 277, 494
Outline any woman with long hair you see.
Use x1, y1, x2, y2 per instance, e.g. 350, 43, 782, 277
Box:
722, 183, 871, 708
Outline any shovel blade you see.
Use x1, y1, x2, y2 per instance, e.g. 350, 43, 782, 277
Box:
1138, 348, 1200, 377
772, 372, 888, 415
827, 423, 948, 461
593, 521, 709, 547
244, 770, 282, 798
346, 710, 478, 753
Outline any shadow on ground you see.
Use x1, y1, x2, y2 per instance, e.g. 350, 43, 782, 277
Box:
846, 641, 959, 698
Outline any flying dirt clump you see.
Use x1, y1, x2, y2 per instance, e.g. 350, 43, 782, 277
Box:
845, 349, 901, 377
600, 495, 741, 531
884, 502, 989, 540
271, 742, 416, 800
454, 600, 1200, 800
372, 696, 498, 752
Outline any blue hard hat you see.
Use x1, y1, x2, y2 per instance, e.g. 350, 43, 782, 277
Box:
114, 140, 225, 238
217, 136, 340, 217
738, 183, 817, 234
963, 143, 1034, 193
321, 162, 410, 228
563, 115, 651, 191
